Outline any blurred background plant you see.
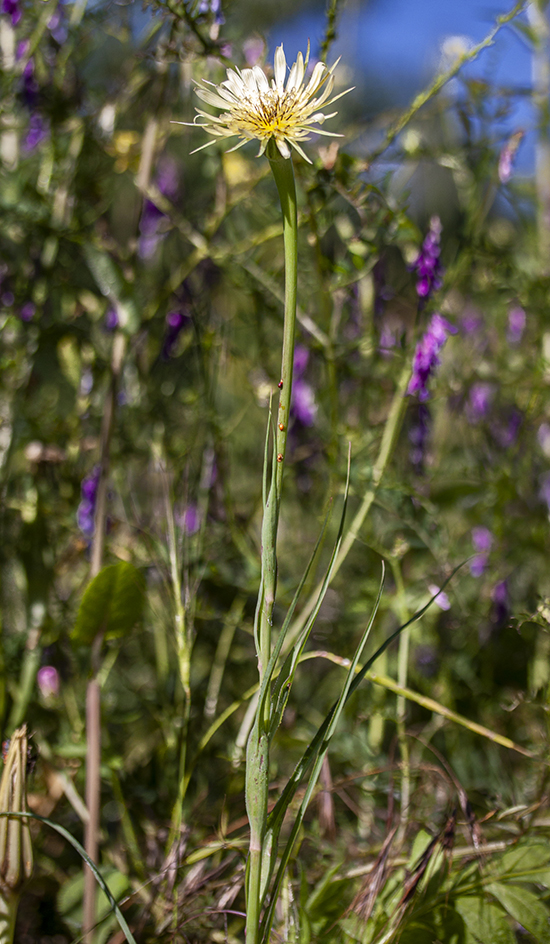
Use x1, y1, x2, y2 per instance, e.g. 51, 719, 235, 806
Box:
2, 0, 550, 940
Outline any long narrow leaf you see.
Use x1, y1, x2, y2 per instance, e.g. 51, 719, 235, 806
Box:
260, 566, 386, 942
266, 562, 465, 843
0, 811, 137, 944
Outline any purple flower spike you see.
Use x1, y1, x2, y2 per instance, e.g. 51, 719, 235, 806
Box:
467, 383, 494, 423
23, 113, 48, 152
407, 313, 457, 401
77, 465, 101, 538
412, 216, 443, 301
507, 305, 526, 345
2, 0, 21, 26
37, 665, 59, 699
470, 526, 493, 577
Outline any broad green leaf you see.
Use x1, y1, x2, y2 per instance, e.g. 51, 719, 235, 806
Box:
487, 883, 550, 943
72, 562, 145, 645
455, 896, 515, 944
498, 842, 550, 884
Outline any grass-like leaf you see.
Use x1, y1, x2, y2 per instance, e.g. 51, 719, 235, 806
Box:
0, 811, 136, 944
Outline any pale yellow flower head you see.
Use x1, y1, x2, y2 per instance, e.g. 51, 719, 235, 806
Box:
176, 43, 351, 164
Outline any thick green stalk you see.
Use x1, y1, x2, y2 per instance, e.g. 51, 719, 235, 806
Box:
246, 143, 298, 944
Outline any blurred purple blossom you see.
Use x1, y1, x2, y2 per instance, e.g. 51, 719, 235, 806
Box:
507, 305, 526, 345
407, 313, 457, 401
243, 36, 265, 66
103, 308, 119, 331
461, 307, 483, 335
491, 408, 522, 448
48, 8, 68, 44
37, 665, 59, 699
2, 0, 21, 26
198, 0, 224, 24
161, 309, 190, 359
428, 584, 451, 611
19, 301, 35, 321
77, 465, 100, 538
23, 113, 48, 151
291, 345, 317, 427
139, 157, 179, 259
16, 39, 28, 59
22, 58, 38, 108
470, 526, 493, 577
181, 504, 201, 534
412, 216, 443, 300
466, 383, 494, 423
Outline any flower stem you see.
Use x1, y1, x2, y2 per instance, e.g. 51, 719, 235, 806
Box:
246, 142, 298, 944
255, 142, 298, 682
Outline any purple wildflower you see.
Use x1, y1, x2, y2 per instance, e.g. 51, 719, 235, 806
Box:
138, 158, 179, 259
48, 8, 68, 44
22, 58, 38, 109
507, 305, 526, 345
2, 0, 21, 26
77, 465, 100, 538
183, 505, 200, 534
428, 584, 451, 611
16, 39, 28, 59
461, 306, 483, 335
23, 113, 48, 151
491, 408, 522, 448
407, 313, 457, 401
19, 301, 35, 321
161, 309, 190, 359
291, 345, 317, 427
412, 216, 443, 301
37, 665, 59, 699
243, 36, 265, 67
498, 130, 523, 184
292, 379, 317, 426
470, 526, 493, 577
198, 0, 224, 24
466, 382, 494, 423
103, 308, 119, 331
